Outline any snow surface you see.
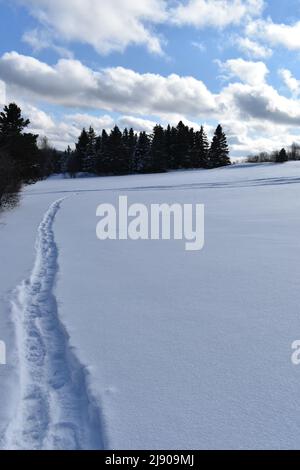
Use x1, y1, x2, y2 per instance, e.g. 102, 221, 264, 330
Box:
1, 162, 300, 449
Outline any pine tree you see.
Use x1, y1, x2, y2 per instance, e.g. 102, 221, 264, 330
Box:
61, 146, 72, 175
75, 128, 89, 172
164, 125, 172, 169
0, 102, 39, 183
122, 128, 136, 174
192, 126, 209, 168
168, 126, 178, 169
83, 126, 97, 173
174, 121, 191, 169
127, 128, 137, 172
108, 126, 127, 174
150, 124, 167, 172
133, 132, 151, 173
96, 130, 110, 174
208, 125, 230, 168
0, 103, 30, 142
276, 148, 288, 163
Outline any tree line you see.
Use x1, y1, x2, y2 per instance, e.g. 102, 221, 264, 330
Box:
65, 121, 230, 177
0, 102, 232, 208
0, 103, 63, 209
0, 103, 39, 209
246, 145, 300, 164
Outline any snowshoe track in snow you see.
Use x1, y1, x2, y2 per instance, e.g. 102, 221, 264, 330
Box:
5, 198, 105, 450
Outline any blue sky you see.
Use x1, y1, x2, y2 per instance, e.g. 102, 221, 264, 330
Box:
1, 0, 300, 156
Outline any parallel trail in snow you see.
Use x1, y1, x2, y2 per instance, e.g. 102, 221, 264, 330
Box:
23, 174, 300, 199
5, 198, 105, 450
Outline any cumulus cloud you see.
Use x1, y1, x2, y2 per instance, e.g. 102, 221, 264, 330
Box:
20, 0, 167, 55
0, 80, 6, 106
219, 58, 269, 85
170, 0, 264, 28
22, 29, 73, 58
64, 113, 115, 133
0, 52, 217, 117
117, 116, 156, 133
247, 18, 300, 51
279, 69, 300, 97
20, 106, 158, 150
16, 0, 266, 56
219, 82, 300, 126
3, 48, 300, 155
236, 37, 272, 58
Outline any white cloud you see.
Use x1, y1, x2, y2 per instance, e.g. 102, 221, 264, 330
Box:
279, 69, 300, 97
219, 58, 269, 86
20, 0, 167, 55
170, 0, 264, 28
64, 113, 115, 133
3, 50, 300, 155
219, 81, 300, 126
117, 115, 156, 132
191, 41, 206, 52
20, 106, 157, 150
0, 80, 6, 106
236, 37, 272, 58
0, 52, 216, 117
22, 29, 73, 58
16, 0, 266, 56
247, 18, 300, 51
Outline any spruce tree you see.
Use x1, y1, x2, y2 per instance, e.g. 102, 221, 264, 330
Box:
122, 128, 137, 174
150, 124, 167, 172
192, 126, 209, 168
169, 126, 178, 169
276, 148, 288, 163
108, 126, 126, 174
0, 103, 39, 183
75, 128, 89, 172
0, 103, 30, 142
83, 126, 97, 173
62, 146, 72, 175
96, 130, 110, 174
209, 125, 230, 168
127, 128, 137, 172
133, 132, 151, 173
174, 121, 191, 169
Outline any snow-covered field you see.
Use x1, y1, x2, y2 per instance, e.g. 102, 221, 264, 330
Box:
1, 162, 300, 449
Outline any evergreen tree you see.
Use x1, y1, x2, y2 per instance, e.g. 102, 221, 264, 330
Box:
75, 128, 89, 172
192, 126, 209, 168
168, 126, 178, 169
0, 103, 39, 183
150, 124, 167, 172
61, 146, 72, 175
174, 121, 191, 169
133, 132, 151, 173
108, 126, 127, 174
122, 128, 134, 174
164, 125, 173, 168
276, 148, 288, 163
0, 103, 30, 142
67, 153, 80, 178
96, 130, 110, 174
209, 125, 230, 168
95, 135, 102, 154
83, 126, 97, 173
127, 128, 138, 172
